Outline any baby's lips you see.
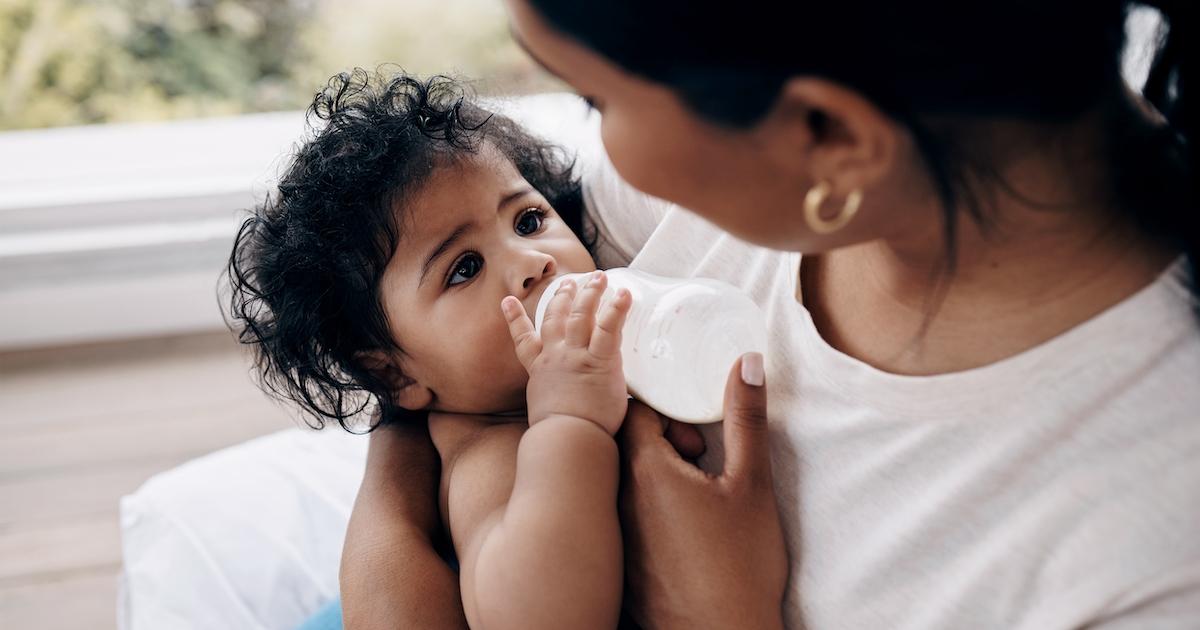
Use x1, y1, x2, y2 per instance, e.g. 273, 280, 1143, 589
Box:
522, 273, 564, 321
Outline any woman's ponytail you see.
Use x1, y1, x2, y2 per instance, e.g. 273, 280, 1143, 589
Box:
1149, 1, 1197, 306
1143, 1, 1194, 149
1117, 0, 1198, 310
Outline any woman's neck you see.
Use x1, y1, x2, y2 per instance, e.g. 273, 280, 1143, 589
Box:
803, 130, 1178, 376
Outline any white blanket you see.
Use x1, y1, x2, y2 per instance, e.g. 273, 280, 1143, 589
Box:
119, 428, 367, 630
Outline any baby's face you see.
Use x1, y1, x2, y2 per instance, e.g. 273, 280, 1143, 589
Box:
378, 145, 596, 414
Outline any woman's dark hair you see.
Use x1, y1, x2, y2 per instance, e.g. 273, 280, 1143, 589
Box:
530, 0, 1197, 311
225, 69, 585, 431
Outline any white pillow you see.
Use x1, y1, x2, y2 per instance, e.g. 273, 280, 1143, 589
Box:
119, 428, 367, 630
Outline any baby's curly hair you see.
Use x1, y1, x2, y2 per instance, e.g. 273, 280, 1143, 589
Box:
225, 69, 585, 431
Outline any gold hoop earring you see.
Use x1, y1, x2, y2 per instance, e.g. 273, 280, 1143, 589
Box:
804, 181, 863, 235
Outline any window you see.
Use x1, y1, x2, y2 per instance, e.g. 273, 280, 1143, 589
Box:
0, 0, 558, 349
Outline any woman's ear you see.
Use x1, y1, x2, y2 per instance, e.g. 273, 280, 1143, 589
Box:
356, 350, 434, 411
754, 77, 899, 197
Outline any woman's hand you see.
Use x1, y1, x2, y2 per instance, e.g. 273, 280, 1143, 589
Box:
618, 353, 788, 630
503, 270, 632, 434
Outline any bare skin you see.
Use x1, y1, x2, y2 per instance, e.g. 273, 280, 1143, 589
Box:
364, 145, 597, 414
353, 271, 636, 630
343, 147, 639, 629
498, 2, 1179, 626
344, 2, 1178, 628
340, 421, 466, 629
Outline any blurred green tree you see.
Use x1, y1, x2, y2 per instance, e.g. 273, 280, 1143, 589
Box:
0, 0, 316, 129
0, 0, 554, 131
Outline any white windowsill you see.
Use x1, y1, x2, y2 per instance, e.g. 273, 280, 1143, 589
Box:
0, 111, 308, 350
0, 7, 1162, 351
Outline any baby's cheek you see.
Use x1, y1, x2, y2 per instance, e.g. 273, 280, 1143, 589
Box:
462, 322, 529, 409
477, 358, 528, 412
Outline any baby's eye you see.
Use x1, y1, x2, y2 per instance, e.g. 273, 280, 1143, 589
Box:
447, 253, 483, 287
515, 209, 545, 236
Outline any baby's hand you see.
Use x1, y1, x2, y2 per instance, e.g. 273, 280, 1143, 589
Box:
502, 270, 632, 435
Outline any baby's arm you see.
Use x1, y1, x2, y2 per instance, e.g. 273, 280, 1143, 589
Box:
448, 417, 620, 630
457, 271, 632, 630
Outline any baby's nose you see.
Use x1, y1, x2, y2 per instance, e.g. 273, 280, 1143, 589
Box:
522, 258, 556, 291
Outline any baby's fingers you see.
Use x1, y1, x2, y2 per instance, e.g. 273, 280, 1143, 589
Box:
540, 278, 575, 343
502, 296, 541, 371
589, 287, 631, 360
565, 271, 607, 347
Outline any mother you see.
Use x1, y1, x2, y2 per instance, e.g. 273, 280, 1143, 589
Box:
342, 1, 1199, 628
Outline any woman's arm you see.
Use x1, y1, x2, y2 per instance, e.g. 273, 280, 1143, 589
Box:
339, 421, 468, 630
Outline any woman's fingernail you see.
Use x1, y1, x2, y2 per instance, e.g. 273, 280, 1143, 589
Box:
741, 352, 765, 387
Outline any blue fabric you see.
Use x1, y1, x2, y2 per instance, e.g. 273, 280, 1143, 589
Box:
296, 599, 343, 630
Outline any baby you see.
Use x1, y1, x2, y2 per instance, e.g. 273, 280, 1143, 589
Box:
226, 69, 632, 629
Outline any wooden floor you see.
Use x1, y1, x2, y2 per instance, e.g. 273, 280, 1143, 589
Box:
0, 332, 298, 629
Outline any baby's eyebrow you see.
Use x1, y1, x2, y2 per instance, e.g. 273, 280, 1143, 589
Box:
499, 186, 534, 207
417, 187, 536, 287
420, 223, 471, 287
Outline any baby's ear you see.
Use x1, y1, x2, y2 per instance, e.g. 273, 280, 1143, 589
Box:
356, 350, 434, 411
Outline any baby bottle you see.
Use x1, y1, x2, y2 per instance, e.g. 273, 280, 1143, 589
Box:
534, 268, 767, 424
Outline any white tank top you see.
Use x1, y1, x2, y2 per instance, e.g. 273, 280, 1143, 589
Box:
580, 128, 1200, 629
